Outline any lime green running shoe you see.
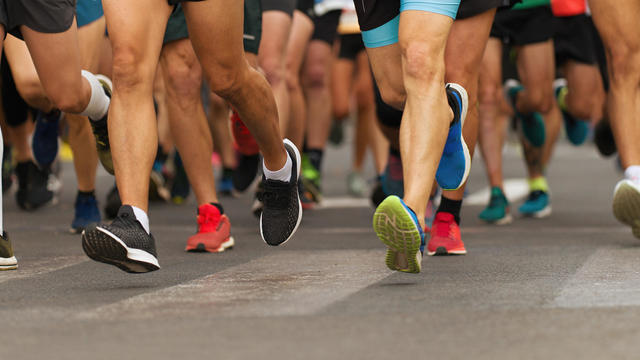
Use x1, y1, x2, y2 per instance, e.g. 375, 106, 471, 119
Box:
301, 154, 322, 203
478, 187, 512, 225
373, 195, 425, 274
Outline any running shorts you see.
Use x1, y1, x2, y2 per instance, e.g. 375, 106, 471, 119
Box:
338, 33, 365, 60
167, 0, 204, 5
311, 10, 341, 44
553, 14, 597, 66
77, 0, 104, 27
1, 54, 31, 128
262, 0, 296, 17
354, 0, 462, 48
457, 0, 502, 19
163, 0, 262, 54
0, 0, 76, 39
297, 0, 315, 18
490, 6, 556, 46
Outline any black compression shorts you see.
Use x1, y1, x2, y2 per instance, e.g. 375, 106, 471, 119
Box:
457, 0, 502, 19
311, 9, 341, 45
554, 15, 597, 66
338, 34, 365, 60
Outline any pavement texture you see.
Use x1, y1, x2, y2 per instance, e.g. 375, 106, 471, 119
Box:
2, 135, 639, 360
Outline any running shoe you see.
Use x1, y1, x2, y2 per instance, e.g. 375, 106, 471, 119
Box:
381, 151, 404, 197
347, 171, 367, 197
478, 187, 512, 225
171, 152, 190, 204
301, 154, 322, 204
436, 83, 471, 191
505, 79, 546, 147
82, 205, 160, 273
2, 146, 13, 194
328, 119, 344, 146
233, 153, 260, 193
70, 192, 101, 234
427, 212, 466, 256
15, 161, 54, 211
299, 180, 315, 210
613, 180, 640, 239
185, 203, 234, 252
554, 79, 589, 146
519, 190, 552, 218
0, 232, 17, 270
259, 139, 302, 246
104, 184, 121, 220
425, 195, 437, 229
90, 75, 114, 174
217, 168, 234, 197
373, 195, 425, 273
32, 109, 61, 169
594, 118, 617, 157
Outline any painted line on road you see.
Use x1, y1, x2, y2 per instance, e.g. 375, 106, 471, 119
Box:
551, 247, 640, 308
317, 197, 371, 209
80, 250, 390, 320
465, 178, 529, 206
0, 255, 87, 284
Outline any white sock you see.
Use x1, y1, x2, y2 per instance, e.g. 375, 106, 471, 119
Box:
131, 206, 150, 235
80, 70, 110, 121
263, 151, 293, 182
624, 165, 640, 185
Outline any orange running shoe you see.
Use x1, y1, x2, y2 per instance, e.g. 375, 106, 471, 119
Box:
426, 212, 466, 256
231, 110, 260, 156
185, 203, 234, 253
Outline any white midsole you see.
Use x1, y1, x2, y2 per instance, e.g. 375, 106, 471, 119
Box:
0, 256, 17, 266
96, 227, 160, 268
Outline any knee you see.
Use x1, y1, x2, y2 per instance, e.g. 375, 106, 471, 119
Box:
401, 41, 443, 83
607, 44, 640, 85
525, 87, 553, 114
164, 61, 201, 107
303, 62, 328, 91
207, 64, 245, 100
285, 66, 301, 93
261, 57, 285, 87
479, 82, 500, 107
111, 44, 151, 93
50, 88, 86, 113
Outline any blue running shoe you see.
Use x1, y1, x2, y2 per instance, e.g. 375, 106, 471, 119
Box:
71, 192, 101, 234
479, 187, 512, 225
554, 79, 589, 146
505, 79, 546, 147
373, 195, 425, 273
436, 83, 471, 191
218, 168, 234, 196
381, 150, 404, 197
32, 110, 61, 169
519, 190, 551, 218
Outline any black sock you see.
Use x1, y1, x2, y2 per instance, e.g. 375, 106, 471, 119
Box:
210, 202, 224, 214
222, 167, 234, 178
437, 197, 462, 225
306, 148, 324, 171
389, 147, 401, 158
78, 190, 95, 198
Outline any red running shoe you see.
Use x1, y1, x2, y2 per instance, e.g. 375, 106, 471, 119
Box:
426, 212, 466, 256
185, 203, 234, 253
231, 110, 260, 156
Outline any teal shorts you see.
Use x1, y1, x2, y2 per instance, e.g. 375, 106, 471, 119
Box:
77, 0, 104, 27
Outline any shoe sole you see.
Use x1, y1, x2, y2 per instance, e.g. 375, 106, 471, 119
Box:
442, 83, 471, 191
81, 225, 160, 273
427, 247, 467, 256
613, 181, 640, 239
0, 256, 17, 270
480, 213, 513, 226
260, 138, 303, 246
521, 205, 552, 219
373, 196, 422, 274
186, 236, 235, 253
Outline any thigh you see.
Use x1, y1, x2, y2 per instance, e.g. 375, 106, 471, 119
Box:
516, 40, 555, 95
258, 11, 292, 69
590, 0, 640, 51
77, 16, 106, 72
3, 34, 40, 93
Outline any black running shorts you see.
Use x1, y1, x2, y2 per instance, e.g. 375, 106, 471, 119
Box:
1, 54, 31, 128
338, 33, 365, 60
554, 15, 597, 66
262, 0, 297, 17
296, 0, 315, 18
490, 6, 556, 46
354, 0, 400, 32
0, 0, 76, 39
168, 0, 204, 5
311, 9, 341, 45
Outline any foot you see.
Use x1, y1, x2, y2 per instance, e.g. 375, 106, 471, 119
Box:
32, 109, 61, 169
347, 171, 367, 197
0, 232, 17, 270
427, 212, 466, 256
505, 79, 546, 147
15, 161, 55, 211
89, 75, 114, 174
217, 169, 234, 197
373, 195, 425, 273
554, 79, 589, 146
613, 180, 640, 239
301, 154, 322, 204
479, 187, 512, 225
82, 205, 160, 273
259, 139, 302, 246
519, 190, 552, 218
70, 192, 101, 234
185, 203, 234, 252
436, 83, 471, 191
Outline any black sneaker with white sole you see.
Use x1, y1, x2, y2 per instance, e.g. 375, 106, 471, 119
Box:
81, 205, 160, 273
259, 139, 302, 246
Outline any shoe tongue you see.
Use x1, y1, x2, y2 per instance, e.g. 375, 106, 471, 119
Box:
435, 212, 454, 222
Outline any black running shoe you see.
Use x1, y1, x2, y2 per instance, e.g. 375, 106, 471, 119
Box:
594, 118, 617, 157
2, 146, 13, 194
89, 75, 114, 174
82, 205, 160, 273
233, 153, 260, 193
259, 139, 302, 246
252, 181, 264, 219
15, 161, 54, 211
104, 184, 121, 219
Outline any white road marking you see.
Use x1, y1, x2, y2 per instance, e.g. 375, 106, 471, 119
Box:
0, 256, 87, 284
317, 197, 370, 209
465, 178, 530, 206
80, 250, 390, 320
552, 248, 640, 308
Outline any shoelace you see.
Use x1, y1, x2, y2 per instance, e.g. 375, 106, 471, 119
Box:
434, 219, 454, 238
259, 180, 290, 210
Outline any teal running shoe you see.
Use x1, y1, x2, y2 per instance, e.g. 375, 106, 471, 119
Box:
478, 187, 512, 225
505, 79, 546, 147
554, 79, 589, 146
436, 83, 471, 191
519, 190, 551, 218
373, 195, 425, 273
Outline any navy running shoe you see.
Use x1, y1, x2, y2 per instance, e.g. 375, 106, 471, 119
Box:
71, 192, 101, 234
435, 83, 471, 191
32, 109, 61, 169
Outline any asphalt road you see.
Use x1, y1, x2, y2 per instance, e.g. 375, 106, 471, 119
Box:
2, 132, 639, 360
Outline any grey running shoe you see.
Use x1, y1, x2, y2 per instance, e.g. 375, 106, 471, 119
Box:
613, 180, 640, 239
0, 232, 17, 270
259, 139, 302, 246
